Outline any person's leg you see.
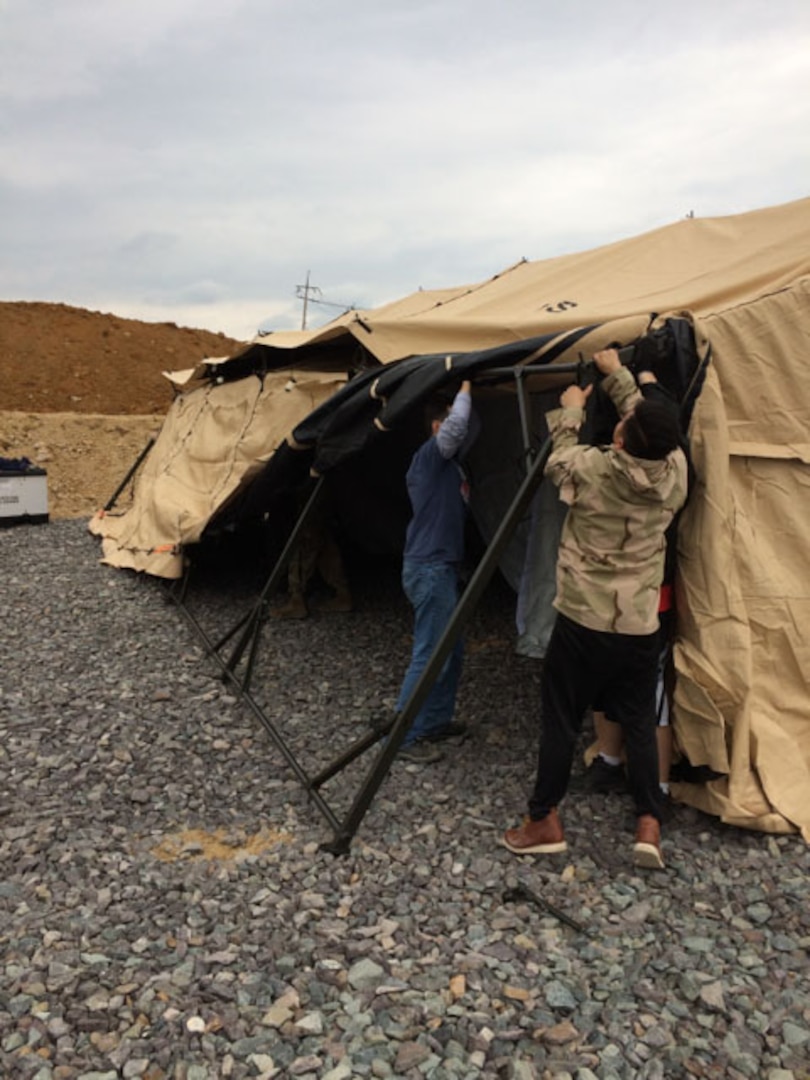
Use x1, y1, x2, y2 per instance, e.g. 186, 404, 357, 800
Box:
594, 711, 623, 759
503, 616, 598, 855
655, 613, 675, 789
657, 724, 673, 789
419, 632, 465, 737
272, 546, 309, 619
601, 632, 666, 869
396, 561, 461, 744
316, 533, 353, 612
584, 709, 628, 793
602, 633, 662, 820
528, 615, 595, 819
588, 611, 676, 794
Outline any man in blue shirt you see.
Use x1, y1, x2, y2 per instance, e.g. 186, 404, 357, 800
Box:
396, 380, 475, 764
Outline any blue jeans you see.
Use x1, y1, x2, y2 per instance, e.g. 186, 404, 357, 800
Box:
397, 559, 464, 745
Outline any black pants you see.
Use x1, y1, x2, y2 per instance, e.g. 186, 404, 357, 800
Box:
529, 613, 665, 823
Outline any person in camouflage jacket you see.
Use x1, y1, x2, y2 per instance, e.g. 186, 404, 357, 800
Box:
503, 348, 688, 869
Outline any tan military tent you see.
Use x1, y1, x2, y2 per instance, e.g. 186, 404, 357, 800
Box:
90, 196, 810, 841
255, 197, 809, 362
89, 365, 350, 577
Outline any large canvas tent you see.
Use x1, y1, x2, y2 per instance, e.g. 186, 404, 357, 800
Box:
88, 362, 352, 578
90, 196, 810, 843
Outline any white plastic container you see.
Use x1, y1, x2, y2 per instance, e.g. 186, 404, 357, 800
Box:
0, 466, 49, 525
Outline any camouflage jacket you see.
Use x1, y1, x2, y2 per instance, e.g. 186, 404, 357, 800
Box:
544, 367, 688, 635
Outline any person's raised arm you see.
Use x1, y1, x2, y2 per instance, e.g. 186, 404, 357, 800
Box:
594, 348, 640, 416
436, 381, 472, 458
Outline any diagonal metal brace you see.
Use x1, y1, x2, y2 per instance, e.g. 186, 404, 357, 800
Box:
319, 434, 555, 855
224, 474, 327, 691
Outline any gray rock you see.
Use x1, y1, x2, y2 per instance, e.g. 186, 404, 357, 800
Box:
545, 980, 578, 1010
2, 519, 809, 1080
782, 1022, 809, 1046
347, 959, 386, 991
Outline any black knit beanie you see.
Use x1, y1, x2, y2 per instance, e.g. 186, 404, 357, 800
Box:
623, 399, 681, 460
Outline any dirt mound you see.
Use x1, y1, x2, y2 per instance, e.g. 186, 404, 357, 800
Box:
1, 301, 248, 520
1, 301, 246, 414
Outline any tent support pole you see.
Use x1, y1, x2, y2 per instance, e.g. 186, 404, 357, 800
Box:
320, 433, 554, 855
164, 360, 583, 849
514, 368, 534, 465
165, 582, 344, 833
212, 606, 255, 654
308, 723, 390, 790
162, 556, 193, 607
104, 436, 155, 511
223, 475, 327, 691
176, 562, 192, 606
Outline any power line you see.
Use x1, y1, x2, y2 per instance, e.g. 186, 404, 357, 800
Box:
295, 270, 355, 329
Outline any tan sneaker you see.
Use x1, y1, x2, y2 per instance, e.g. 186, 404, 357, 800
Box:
633, 814, 665, 870
399, 741, 443, 765
502, 808, 567, 855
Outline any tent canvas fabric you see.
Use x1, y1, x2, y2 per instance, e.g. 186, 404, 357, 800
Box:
672, 280, 810, 840
255, 198, 810, 365
90, 197, 810, 842
89, 367, 348, 577
266, 198, 810, 843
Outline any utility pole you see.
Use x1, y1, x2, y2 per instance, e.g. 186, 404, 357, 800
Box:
294, 272, 357, 329
296, 270, 323, 330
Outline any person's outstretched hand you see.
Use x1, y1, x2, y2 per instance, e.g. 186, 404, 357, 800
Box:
593, 348, 622, 375
560, 383, 593, 409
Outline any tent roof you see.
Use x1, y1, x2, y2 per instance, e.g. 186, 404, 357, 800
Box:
252, 197, 810, 364
93, 195, 810, 843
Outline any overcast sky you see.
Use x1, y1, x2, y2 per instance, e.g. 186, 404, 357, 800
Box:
2, 0, 809, 342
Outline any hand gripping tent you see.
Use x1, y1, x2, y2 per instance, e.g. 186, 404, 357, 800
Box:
90, 196, 810, 847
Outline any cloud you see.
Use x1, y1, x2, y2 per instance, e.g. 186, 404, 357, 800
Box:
1, 0, 809, 339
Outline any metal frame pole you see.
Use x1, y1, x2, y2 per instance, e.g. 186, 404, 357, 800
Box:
166, 587, 343, 832
164, 359, 596, 850
223, 475, 327, 690
103, 437, 155, 511
514, 367, 534, 465
320, 433, 554, 854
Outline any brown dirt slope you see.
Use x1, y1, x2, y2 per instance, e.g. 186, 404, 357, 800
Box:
1, 301, 245, 414
1, 302, 248, 520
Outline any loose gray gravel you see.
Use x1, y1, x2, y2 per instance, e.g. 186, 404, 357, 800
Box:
1, 519, 808, 1080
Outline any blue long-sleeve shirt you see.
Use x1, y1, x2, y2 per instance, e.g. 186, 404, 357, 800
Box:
403, 390, 473, 565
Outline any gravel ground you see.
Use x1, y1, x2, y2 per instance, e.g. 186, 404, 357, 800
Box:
2, 519, 809, 1080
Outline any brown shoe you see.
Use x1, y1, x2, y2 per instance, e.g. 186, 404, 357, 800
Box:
270, 593, 309, 620
633, 814, 665, 870
502, 808, 567, 855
